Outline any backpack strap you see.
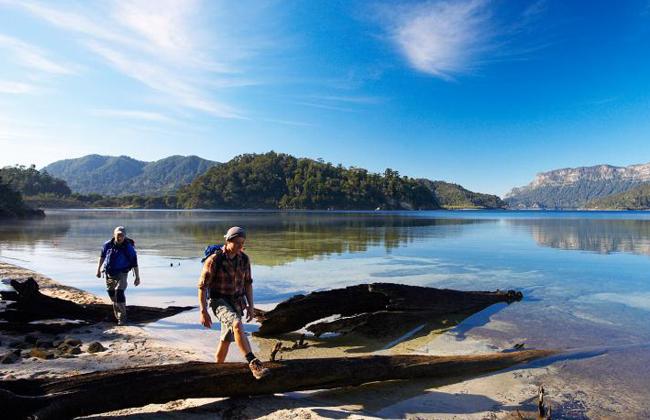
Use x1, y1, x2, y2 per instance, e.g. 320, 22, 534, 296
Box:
212, 247, 225, 268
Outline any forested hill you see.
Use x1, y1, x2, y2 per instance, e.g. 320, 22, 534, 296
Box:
0, 168, 45, 218
176, 152, 504, 210
417, 179, 505, 209
0, 165, 71, 196
43, 155, 219, 195
585, 183, 650, 210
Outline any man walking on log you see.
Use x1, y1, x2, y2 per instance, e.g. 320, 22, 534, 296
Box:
96, 226, 140, 325
198, 226, 270, 380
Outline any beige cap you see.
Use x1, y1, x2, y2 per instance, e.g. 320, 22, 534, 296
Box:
224, 226, 246, 241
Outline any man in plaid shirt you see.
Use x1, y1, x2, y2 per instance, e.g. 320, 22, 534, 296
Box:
198, 226, 270, 379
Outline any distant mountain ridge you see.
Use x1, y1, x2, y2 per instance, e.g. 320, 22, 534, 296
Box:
40, 152, 503, 209
505, 162, 650, 209
43, 155, 219, 195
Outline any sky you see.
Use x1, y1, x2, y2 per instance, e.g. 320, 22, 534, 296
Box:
1, 0, 649, 196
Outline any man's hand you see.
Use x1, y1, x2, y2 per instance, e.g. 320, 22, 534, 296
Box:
245, 305, 255, 322
134, 277, 141, 287
200, 309, 212, 328
96, 270, 101, 278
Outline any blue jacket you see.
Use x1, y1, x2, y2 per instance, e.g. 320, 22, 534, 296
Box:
101, 239, 138, 276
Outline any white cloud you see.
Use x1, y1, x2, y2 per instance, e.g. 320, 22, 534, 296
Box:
308, 95, 384, 105
0, 33, 76, 75
85, 41, 242, 119
113, 1, 195, 57
89, 108, 173, 123
381, 0, 545, 80
3, 0, 250, 119
0, 80, 39, 94
0, 114, 51, 142
292, 101, 359, 113
262, 118, 316, 127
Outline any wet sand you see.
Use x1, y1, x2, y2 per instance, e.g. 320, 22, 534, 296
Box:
0, 261, 640, 419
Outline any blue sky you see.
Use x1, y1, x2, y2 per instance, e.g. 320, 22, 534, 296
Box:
1, 0, 649, 196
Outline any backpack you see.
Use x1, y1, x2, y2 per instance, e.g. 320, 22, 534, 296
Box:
201, 244, 223, 263
104, 238, 137, 275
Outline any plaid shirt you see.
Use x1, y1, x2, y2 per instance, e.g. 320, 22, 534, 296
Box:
197, 250, 252, 298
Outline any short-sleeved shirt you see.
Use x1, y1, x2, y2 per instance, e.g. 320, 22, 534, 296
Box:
197, 250, 252, 297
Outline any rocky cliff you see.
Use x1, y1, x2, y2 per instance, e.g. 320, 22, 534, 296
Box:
505, 163, 650, 209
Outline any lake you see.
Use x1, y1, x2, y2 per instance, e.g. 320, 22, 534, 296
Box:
2, 209, 650, 415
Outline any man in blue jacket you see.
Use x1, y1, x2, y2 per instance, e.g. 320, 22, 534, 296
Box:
96, 226, 141, 325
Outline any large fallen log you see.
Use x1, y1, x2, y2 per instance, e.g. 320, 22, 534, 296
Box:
255, 283, 523, 338
0, 349, 555, 420
0, 278, 193, 332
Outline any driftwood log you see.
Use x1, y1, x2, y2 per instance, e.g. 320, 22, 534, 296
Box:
0, 278, 193, 333
255, 283, 523, 338
0, 349, 555, 420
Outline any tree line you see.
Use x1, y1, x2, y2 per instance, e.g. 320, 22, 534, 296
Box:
176, 152, 439, 210
1, 153, 505, 211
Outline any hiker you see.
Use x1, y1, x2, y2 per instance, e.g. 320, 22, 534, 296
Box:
198, 226, 270, 380
96, 226, 140, 325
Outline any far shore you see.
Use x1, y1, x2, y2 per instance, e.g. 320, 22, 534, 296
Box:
20, 207, 650, 216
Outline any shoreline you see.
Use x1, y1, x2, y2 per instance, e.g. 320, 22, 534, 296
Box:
0, 260, 629, 419
0, 262, 398, 418
0, 262, 198, 380
33, 207, 650, 215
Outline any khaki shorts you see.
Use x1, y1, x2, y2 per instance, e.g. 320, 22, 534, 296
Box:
210, 297, 242, 343
106, 272, 128, 291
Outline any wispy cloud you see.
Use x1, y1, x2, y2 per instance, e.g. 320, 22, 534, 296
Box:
3, 0, 252, 119
89, 108, 173, 123
289, 94, 383, 114
308, 95, 384, 105
584, 97, 618, 106
0, 80, 39, 94
292, 101, 360, 113
84, 41, 243, 119
0, 33, 76, 75
262, 118, 316, 127
378, 0, 546, 80
0, 114, 51, 141
642, 0, 650, 17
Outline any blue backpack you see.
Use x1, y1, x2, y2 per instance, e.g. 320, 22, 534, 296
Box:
104, 239, 137, 276
201, 244, 223, 263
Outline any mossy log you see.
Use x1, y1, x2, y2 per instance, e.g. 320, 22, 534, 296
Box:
0, 278, 193, 332
255, 283, 523, 338
0, 349, 555, 420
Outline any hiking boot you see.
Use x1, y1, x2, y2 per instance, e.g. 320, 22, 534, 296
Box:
248, 358, 270, 380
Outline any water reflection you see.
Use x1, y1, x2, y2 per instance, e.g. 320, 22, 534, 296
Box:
180, 214, 484, 266
0, 211, 486, 266
0, 218, 71, 248
508, 218, 650, 256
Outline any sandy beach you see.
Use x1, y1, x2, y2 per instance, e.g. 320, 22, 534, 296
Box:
0, 260, 632, 419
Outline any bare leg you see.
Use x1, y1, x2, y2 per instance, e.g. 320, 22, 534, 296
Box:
215, 340, 230, 363
232, 320, 252, 356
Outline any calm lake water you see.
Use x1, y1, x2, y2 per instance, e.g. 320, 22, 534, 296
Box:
1, 209, 650, 413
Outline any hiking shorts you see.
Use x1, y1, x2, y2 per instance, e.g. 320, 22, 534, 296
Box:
106, 272, 128, 291
210, 297, 242, 343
